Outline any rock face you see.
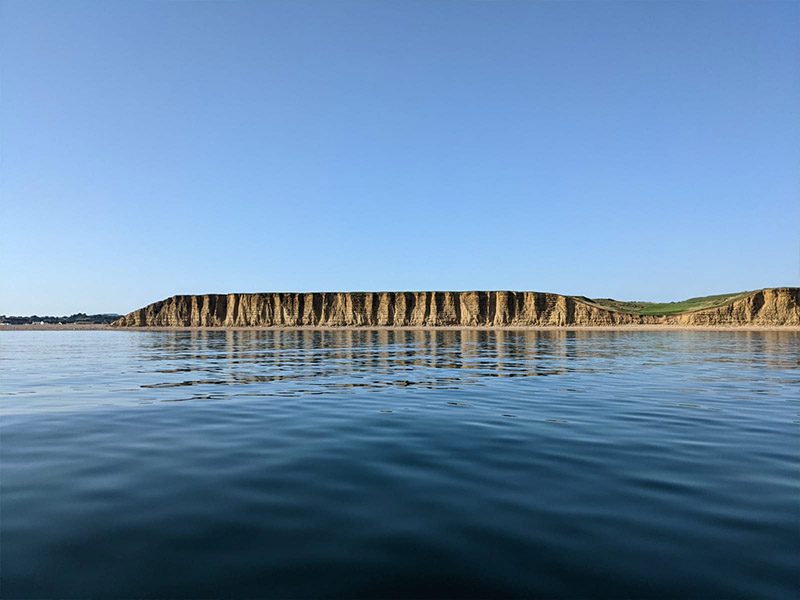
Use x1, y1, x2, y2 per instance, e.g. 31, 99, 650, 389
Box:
112, 288, 799, 327
665, 287, 800, 326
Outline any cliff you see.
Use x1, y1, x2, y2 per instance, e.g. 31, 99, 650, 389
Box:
112, 288, 800, 328
664, 287, 800, 326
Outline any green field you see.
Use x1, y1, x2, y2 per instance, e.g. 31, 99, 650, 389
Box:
587, 291, 749, 316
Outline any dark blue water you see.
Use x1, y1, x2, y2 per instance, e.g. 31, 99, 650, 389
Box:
1, 330, 798, 598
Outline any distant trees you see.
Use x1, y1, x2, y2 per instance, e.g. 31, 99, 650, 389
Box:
0, 313, 120, 325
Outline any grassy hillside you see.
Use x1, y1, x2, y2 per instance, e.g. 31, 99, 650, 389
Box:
588, 291, 750, 316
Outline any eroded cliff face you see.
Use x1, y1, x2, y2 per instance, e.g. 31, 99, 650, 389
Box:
112, 288, 800, 328
665, 288, 800, 326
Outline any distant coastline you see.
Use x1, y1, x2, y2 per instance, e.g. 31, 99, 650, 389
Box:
3, 324, 799, 332
0, 313, 119, 326
111, 288, 799, 328
7, 288, 797, 330
1, 323, 115, 331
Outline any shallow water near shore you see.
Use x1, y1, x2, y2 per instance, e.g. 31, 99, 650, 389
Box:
1, 329, 798, 598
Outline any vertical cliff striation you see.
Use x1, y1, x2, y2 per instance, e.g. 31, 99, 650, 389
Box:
665, 287, 800, 326
111, 288, 800, 327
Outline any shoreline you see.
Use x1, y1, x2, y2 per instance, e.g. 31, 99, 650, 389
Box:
3, 324, 799, 332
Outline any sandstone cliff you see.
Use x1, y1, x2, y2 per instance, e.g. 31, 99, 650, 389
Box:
112, 288, 799, 328
664, 287, 800, 326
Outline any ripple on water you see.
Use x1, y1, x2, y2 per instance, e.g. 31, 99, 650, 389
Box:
1, 329, 798, 598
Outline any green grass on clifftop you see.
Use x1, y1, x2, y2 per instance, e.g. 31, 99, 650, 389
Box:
588, 291, 749, 316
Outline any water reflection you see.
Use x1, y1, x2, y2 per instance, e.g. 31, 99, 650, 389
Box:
131, 329, 799, 401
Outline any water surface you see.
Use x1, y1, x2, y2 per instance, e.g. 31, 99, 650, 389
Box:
1, 330, 798, 598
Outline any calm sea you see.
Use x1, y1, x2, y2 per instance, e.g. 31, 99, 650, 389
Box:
1, 330, 798, 598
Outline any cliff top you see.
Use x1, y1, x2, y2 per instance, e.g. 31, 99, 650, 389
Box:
587, 291, 753, 316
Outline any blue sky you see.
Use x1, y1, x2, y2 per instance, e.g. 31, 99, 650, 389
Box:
2, 0, 798, 315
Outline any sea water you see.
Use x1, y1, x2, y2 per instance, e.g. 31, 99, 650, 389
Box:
1, 329, 798, 598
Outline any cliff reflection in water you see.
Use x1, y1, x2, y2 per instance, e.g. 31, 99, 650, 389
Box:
136, 329, 797, 401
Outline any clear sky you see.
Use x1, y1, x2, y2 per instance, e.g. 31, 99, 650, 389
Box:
2, 0, 798, 315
